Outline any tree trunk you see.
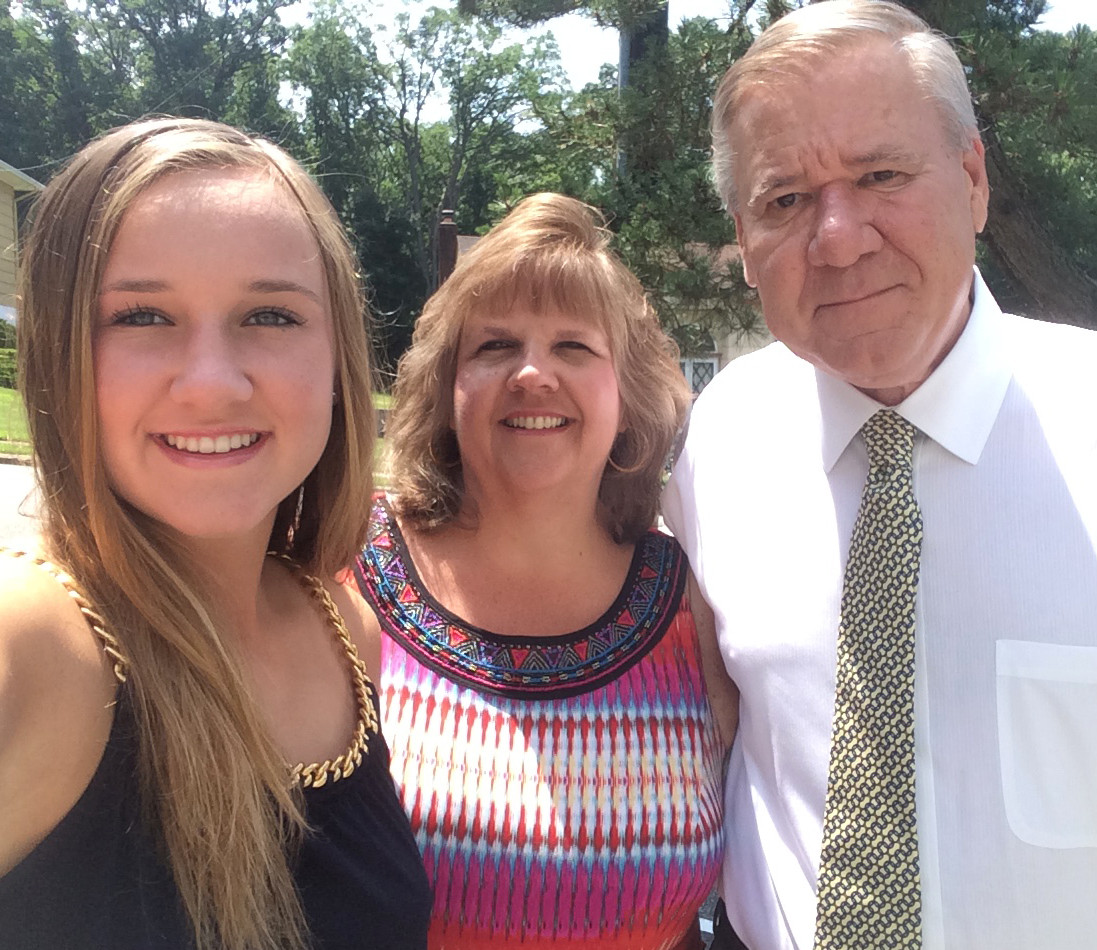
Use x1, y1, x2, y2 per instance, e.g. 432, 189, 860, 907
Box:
616, 1, 669, 178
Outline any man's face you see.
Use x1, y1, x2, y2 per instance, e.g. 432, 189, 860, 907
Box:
729, 40, 990, 405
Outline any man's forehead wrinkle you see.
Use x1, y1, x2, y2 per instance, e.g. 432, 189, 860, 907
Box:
745, 140, 922, 210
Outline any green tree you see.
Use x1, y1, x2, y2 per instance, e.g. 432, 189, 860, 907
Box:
600, 15, 758, 347
0, 0, 94, 170
286, 2, 426, 373
285, 3, 566, 368
380, 9, 567, 286
479, 9, 762, 348
462, 0, 1097, 329
965, 21, 1097, 324
83, 0, 293, 120
0, 0, 299, 173
442, 0, 765, 351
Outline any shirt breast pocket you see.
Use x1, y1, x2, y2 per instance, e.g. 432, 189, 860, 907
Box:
996, 639, 1097, 849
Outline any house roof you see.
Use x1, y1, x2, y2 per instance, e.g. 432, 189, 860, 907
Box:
0, 159, 43, 193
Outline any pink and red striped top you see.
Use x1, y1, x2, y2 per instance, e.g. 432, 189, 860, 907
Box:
353, 500, 725, 949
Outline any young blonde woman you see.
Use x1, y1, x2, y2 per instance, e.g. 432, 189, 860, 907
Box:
348, 193, 738, 949
0, 118, 431, 950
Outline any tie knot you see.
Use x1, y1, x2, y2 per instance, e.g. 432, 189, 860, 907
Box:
861, 410, 917, 472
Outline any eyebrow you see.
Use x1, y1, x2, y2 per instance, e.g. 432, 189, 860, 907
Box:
470, 324, 514, 338
470, 323, 598, 339
99, 277, 322, 303
248, 279, 323, 303
848, 147, 919, 167
99, 278, 169, 294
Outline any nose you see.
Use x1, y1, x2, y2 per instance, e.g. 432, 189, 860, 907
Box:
169, 326, 253, 406
806, 183, 883, 269
507, 346, 559, 393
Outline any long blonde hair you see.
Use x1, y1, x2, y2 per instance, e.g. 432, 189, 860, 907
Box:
389, 192, 690, 543
17, 117, 376, 950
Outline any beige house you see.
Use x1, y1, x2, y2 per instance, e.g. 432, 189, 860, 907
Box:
0, 159, 43, 324
672, 242, 773, 394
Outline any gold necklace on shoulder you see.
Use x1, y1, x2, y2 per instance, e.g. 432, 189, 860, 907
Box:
1, 548, 130, 684
1, 547, 379, 789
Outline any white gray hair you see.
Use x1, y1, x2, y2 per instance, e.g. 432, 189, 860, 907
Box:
711, 0, 978, 211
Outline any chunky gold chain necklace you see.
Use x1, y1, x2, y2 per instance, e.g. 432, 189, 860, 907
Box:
3, 548, 378, 789
275, 558, 379, 788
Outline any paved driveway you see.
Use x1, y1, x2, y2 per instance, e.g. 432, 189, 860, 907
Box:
0, 461, 39, 548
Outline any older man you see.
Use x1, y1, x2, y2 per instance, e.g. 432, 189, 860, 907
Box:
664, 2, 1097, 949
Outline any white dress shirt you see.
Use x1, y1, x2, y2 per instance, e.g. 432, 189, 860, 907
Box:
664, 270, 1097, 950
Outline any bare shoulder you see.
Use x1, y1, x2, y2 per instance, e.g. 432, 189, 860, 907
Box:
328, 569, 383, 687
0, 554, 114, 716
0, 555, 117, 875
687, 570, 739, 753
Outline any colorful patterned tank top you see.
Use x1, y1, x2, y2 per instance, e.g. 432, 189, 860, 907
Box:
353, 500, 725, 950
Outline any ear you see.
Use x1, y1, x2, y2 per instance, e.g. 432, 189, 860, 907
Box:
962, 136, 990, 235
734, 212, 758, 288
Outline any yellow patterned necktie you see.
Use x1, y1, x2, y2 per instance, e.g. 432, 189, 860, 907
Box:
814, 409, 924, 949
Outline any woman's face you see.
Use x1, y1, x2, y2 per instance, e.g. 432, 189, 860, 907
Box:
451, 305, 623, 508
94, 168, 337, 545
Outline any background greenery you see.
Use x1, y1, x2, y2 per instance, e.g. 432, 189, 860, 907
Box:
0, 386, 30, 455
3, 0, 1096, 388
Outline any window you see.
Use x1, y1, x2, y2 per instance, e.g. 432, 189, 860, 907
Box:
680, 358, 718, 395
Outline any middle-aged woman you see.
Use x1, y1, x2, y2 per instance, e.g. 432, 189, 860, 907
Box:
0, 117, 431, 950
348, 193, 738, 949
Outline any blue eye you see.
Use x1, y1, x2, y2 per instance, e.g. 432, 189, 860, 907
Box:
245, 308, 300, 327
111, 307, 170, 327
774, 193, 799, 209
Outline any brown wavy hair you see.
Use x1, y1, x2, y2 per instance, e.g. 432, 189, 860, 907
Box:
17, 117, 376, 950
388, 192, 690, 544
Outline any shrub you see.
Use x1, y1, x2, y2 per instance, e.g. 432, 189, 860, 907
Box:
0, 348, 16, 388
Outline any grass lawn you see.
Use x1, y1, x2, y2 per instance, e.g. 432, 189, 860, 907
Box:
0, 387, 31, 456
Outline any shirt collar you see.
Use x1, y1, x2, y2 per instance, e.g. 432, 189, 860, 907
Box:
817, 268, 1013, 472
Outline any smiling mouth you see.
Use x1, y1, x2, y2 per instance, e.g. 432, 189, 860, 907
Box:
502, 415, 569, 430
822, 286, 899, 308
161, 433, 262, 455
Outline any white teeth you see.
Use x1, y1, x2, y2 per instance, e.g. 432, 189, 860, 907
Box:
165, 433, 259, 454
505, 416, 567, 430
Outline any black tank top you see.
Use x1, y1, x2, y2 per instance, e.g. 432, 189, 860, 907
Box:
0, 687, 432, 949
